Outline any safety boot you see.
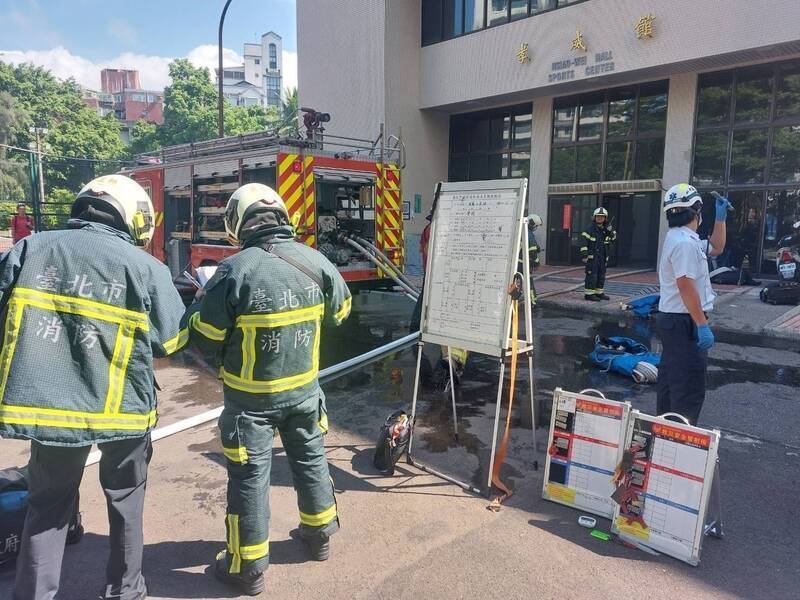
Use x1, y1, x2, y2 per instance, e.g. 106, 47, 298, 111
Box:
596, 293, 610, 300
584, 294, 601, 301
213, 553, 265, 596
305, 537, 331, 561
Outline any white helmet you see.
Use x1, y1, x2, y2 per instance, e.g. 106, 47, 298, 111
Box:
663, 183, 703, 213
528, 213, 543, 230
224, 183, 289, 246
73, 175, 154, 246
593, 207, 609, 218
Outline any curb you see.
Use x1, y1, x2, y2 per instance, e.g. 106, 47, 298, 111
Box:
763, 304, 800, 341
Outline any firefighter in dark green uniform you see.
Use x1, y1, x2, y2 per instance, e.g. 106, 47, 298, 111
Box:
518, 213, 543, 305
581, 207, 617, 301
184, 183, 351, 596
0, 175, 187, 600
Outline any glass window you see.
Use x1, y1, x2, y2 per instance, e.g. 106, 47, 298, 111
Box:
776, 62, 800, 120
734, 67, 773, 123
449, 157, 468, 181
770, 125, 800, 183
465, 0, 486, 31
553, 104, 577, 142
578, 97, 604, 141
469, 117, 490, 152
605, 141, 634, 181
576, 144, 601, 182
607, 89, 635, 138
550, 146, 575, 183
531, 0, 557, 12
697, 72, 733, 127
443, 0, 464, 38
762, 189, 800, 272
422, 0, 443, 45
635, 138, 665, 180
488, 0, 509, 26
269, 44, 278, 69
510, 152, 530, 178
489, 154, 509, 178
450, 116, 471, 153
512, 113, 532, 149
729, 129, 768, 185
489, 115, 511, 150
692, 131, 729, 186
469, 155, 488, 180
638, 83, 668, 134
510, 0, 528, 20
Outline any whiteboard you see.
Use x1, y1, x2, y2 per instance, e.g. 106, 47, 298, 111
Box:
542, 388, 630, 519
611, 411, 720, 566
421, 179, 527, 357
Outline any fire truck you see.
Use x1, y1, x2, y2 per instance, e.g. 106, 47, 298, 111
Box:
126, 126, 405, 290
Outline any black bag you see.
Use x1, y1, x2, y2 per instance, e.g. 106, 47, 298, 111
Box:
710, 268, 760, 286
372, 411, 412, 475
0, 467, 83, 565
760, 281, 800, 305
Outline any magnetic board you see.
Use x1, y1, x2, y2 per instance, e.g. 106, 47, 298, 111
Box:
542, 388, 630, 518
611, 411, 720, 566
421, 179, 527, 357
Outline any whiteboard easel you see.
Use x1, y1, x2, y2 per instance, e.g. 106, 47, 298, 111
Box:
407, 179, 536, 496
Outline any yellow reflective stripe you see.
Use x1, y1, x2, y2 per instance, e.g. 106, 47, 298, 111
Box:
0, 406, 156, 430
104, 323, 136, 414
299, 503, 337, 527
581, 232, 596, 242
189, 312, 227, 341
236, 303, 324, 328
0, 299, 25, 401
162, 328, 189, 354
223, 445, 249, 463
13, 288, 148, 330
227, 514, 241, 574
239, 539, 269, 560
579, 246, 588, 252
222, 364, 318, 394
240, 326, 257, 380
334, 296, 351, 324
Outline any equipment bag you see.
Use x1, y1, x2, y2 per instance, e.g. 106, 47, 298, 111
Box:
372, 411, 412, 476
0, 467, 83, 565
760, 281, 800, 306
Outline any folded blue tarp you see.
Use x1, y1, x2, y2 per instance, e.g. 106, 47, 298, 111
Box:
626, 294, 660, 318
588, 336, 660, 381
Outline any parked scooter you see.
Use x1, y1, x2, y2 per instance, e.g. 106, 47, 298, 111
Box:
776, 220, 800, 282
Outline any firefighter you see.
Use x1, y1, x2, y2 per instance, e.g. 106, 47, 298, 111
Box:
657, 184, 729, 425
518, 213, 543, 305
0, 175, 187, 600
581, 207, 617, 301
184, 183, 351, 596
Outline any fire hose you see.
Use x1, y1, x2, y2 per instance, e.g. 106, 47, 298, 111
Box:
352, 235, 419, 293
342, 237, 419, 300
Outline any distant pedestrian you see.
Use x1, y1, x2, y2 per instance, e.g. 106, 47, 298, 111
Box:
656, 184, 730, 425
11, 203, 33, 242
581, 207, 616, 301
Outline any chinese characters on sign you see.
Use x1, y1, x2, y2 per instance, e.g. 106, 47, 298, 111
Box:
570, 28, 587, 53
635, 14, 656, 39
516, 43, 531, 64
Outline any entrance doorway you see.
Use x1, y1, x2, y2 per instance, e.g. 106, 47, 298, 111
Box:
546, 192, 660, 267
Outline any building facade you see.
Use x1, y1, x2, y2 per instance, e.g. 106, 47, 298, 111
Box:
297, 0, 800, 274
217, 32, 284, 108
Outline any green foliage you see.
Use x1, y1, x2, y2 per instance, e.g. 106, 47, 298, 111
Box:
0, 91, 29, 204
279, 87, 299, 135
129, 120, 160, 156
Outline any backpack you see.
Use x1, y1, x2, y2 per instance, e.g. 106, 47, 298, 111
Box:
760, 281, 800, 306
372, 411, 412, 475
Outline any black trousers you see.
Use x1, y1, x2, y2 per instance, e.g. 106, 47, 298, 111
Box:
655, 313, 708, 425
409, 276, 425, 333
14, 435, 152, 600
584, 258, 607, 295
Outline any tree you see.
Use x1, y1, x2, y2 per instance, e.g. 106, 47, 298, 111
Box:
279, 87, 299, 136
0, 91, 29, 207
226, 104, 279, 137
129, 120, 160, 156
0, 61, 125, 196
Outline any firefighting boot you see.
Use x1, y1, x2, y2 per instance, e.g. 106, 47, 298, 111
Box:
213, 552, 265, 596
597, 293, 610, 300
305, 537, 330, 561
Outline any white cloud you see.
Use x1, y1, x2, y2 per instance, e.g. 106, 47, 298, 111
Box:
186, 44, 244, 73
282, 50, 298, 92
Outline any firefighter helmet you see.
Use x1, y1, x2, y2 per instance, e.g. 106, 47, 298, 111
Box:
663, 183, 703, 213
73, 175, 154, 246
528, 213, 543, 230
593, 207, 609, 218
224, 183, 289, 246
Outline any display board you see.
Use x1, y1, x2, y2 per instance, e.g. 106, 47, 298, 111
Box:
542, 388, 630, 518
611, 411, 720, 566
421, 179, 527, 357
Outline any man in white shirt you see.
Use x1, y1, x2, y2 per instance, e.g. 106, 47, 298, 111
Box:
656, 184, 731, 424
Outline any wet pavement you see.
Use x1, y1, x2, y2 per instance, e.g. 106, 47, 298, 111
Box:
1, 290, 798, 598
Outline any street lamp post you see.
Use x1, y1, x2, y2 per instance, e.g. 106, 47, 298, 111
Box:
218, 0, 233, 138
28, 126, 48, 231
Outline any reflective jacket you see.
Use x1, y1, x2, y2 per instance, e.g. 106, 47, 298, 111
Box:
185, 228, 351, 411
0, 221, 188, 446
580, 223, 616, 264
519, 229, 541, 269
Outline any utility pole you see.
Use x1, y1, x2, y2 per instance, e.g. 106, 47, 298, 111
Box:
28, 126, 48, 231
218, 0, 233, 138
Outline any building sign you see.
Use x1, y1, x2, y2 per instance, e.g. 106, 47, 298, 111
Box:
635, 15, 656, 39
403, 200, 412, 221
550, 50, 616, 82
570, 29, 588, 53
516, 43, 531, 64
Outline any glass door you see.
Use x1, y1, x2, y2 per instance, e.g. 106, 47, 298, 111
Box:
600, 192, 661, 268
546, 194, 598, 265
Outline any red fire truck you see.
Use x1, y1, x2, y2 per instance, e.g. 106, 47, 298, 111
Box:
126, 128, 405, 289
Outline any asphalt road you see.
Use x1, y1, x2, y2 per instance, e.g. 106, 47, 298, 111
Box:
1, 291, 798, 599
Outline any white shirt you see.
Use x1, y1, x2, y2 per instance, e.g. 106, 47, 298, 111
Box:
658, 226, 716, 313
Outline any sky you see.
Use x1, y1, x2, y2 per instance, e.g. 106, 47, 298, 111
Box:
0, 0, 297, 91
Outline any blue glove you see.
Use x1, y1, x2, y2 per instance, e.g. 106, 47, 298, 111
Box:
714, 195, 733, 221
696, 324, 714, 350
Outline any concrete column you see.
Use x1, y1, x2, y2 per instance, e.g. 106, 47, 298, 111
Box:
530, 96, 553, 262
659, 73, 699, 257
